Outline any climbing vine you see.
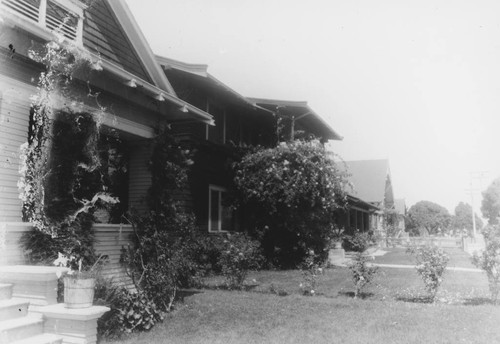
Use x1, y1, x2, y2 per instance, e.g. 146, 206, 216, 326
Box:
19, 37, 115, 266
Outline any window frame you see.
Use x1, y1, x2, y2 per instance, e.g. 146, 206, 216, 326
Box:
207, 184, 232, 233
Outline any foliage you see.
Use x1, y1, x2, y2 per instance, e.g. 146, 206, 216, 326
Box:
19, 39, 117, 269
343, 230, 372, 252
121, 212, 202, 312
406, 245, 449, 301
472, 236, 500, 304
94, 278, 125, 339
233, 140, 348, 267
481, 224, 500, 242
348, 252, 378, 298
299, 250, 324, 296
406, 201, 451, 236
115, 288, 164, 334
450, 202, 483, 236
218, 233, 263, 289
481, 177, 500, 225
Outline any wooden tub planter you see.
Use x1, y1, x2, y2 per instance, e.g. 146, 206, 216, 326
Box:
63, 276, 96, 309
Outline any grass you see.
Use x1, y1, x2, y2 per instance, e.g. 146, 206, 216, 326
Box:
102, 248, 498, 344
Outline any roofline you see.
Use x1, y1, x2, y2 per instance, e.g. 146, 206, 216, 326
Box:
156, 55, 209, 77
247, 97, 343, 141
94, 53, 214, 125
347, 194, 381, 211
247, 97, 309, 108
156, 55, 274, 115
108, 0, 177, 95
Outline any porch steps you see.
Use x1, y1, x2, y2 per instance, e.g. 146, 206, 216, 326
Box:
0, 285, 12, 301
0, 315, 43, 343
0, 299, 29, 321
0, 271, 63, 344
10, 333, 62, 344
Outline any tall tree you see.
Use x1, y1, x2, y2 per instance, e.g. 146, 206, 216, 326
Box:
481, 177, 500, 225
450, 202, 483, 236
407, 201, 451, 236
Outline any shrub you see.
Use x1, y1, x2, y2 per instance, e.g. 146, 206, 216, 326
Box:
348, 252, 378, 298
406, 245, 449, 301
233, 140, 348, 267
115, 289, 164, 334
300, 250, 324, 296
121, 212, 202, 312
343, 230, 372, 252
472, 236, 500, 304
218, 233, 263, 289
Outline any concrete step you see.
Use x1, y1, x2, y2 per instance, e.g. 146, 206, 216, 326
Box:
0, 299, 29, 321
10, 333, 63, 344
0, 285, 12, 301
0, 316, 43, 344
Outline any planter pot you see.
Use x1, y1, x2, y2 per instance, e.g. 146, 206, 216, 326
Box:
63, 277, 95, 309
332, 241, 342, 249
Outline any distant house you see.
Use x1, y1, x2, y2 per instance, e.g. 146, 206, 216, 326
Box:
336, 159, 395, 234
0, 0, 212, 273
247, 98, 343, 143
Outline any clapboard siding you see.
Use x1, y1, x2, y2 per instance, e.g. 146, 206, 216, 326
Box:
0, 223, 30, 266
0, 223, 136, 289
128, 141, 152, 215
0, 83, 32, 222
94, 224, 135, 290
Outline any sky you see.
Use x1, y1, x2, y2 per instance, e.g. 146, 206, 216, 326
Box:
125, 0, 500, 215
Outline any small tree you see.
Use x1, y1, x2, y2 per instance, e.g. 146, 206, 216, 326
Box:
481, 178, 500, 225
407, 201, 451, 236
472, 233, 500, 304
406, 245, 449, 301
450, 202, 483, 237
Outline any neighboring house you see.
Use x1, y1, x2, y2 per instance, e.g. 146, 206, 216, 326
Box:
248, 98, 343, 143
0, 0, 213, 274
338, 159, 396, 233
157, 57, 343, 232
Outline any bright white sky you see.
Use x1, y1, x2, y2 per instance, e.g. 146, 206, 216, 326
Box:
125, 0, 500, 215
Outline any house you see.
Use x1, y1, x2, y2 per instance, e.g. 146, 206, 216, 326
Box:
156, 57, 344, 232
0, 0, 214, 274
336, 159, 395, 234
248, 98, 343, 143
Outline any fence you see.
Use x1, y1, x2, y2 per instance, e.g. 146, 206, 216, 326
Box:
383, 236, 462, 248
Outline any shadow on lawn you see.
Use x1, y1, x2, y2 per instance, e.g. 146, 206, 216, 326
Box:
395, 295, 434, 304
463, 297, 496, 306
338, 291, 375, 300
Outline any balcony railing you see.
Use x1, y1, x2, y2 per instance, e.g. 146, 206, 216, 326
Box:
1, 0, 85, 43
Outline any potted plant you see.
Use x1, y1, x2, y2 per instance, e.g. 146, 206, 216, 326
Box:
329, 226, 345, 249
54, 253, 105, 308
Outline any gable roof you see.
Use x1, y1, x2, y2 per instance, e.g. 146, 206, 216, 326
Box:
247, 98, 343, 141
343, 159, 394, 206
89, 0, 175, 94
156, 55, 272, 113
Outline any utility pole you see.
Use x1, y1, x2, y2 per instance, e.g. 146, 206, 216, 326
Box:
467, 171, 488, 238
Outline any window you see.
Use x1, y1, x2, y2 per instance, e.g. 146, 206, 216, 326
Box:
1, 0, 86, 43
208, 185, 234, 232
206, 102, 226, 144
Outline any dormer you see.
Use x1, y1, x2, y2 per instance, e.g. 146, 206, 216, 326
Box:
1, 0, 87, 44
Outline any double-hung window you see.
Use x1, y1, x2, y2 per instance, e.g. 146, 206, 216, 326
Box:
208, 185, 234, 232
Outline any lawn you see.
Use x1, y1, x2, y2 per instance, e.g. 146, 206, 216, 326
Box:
102, 248, 498, 344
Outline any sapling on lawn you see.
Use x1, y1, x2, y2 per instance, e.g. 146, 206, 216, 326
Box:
348, 252, 378, 298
